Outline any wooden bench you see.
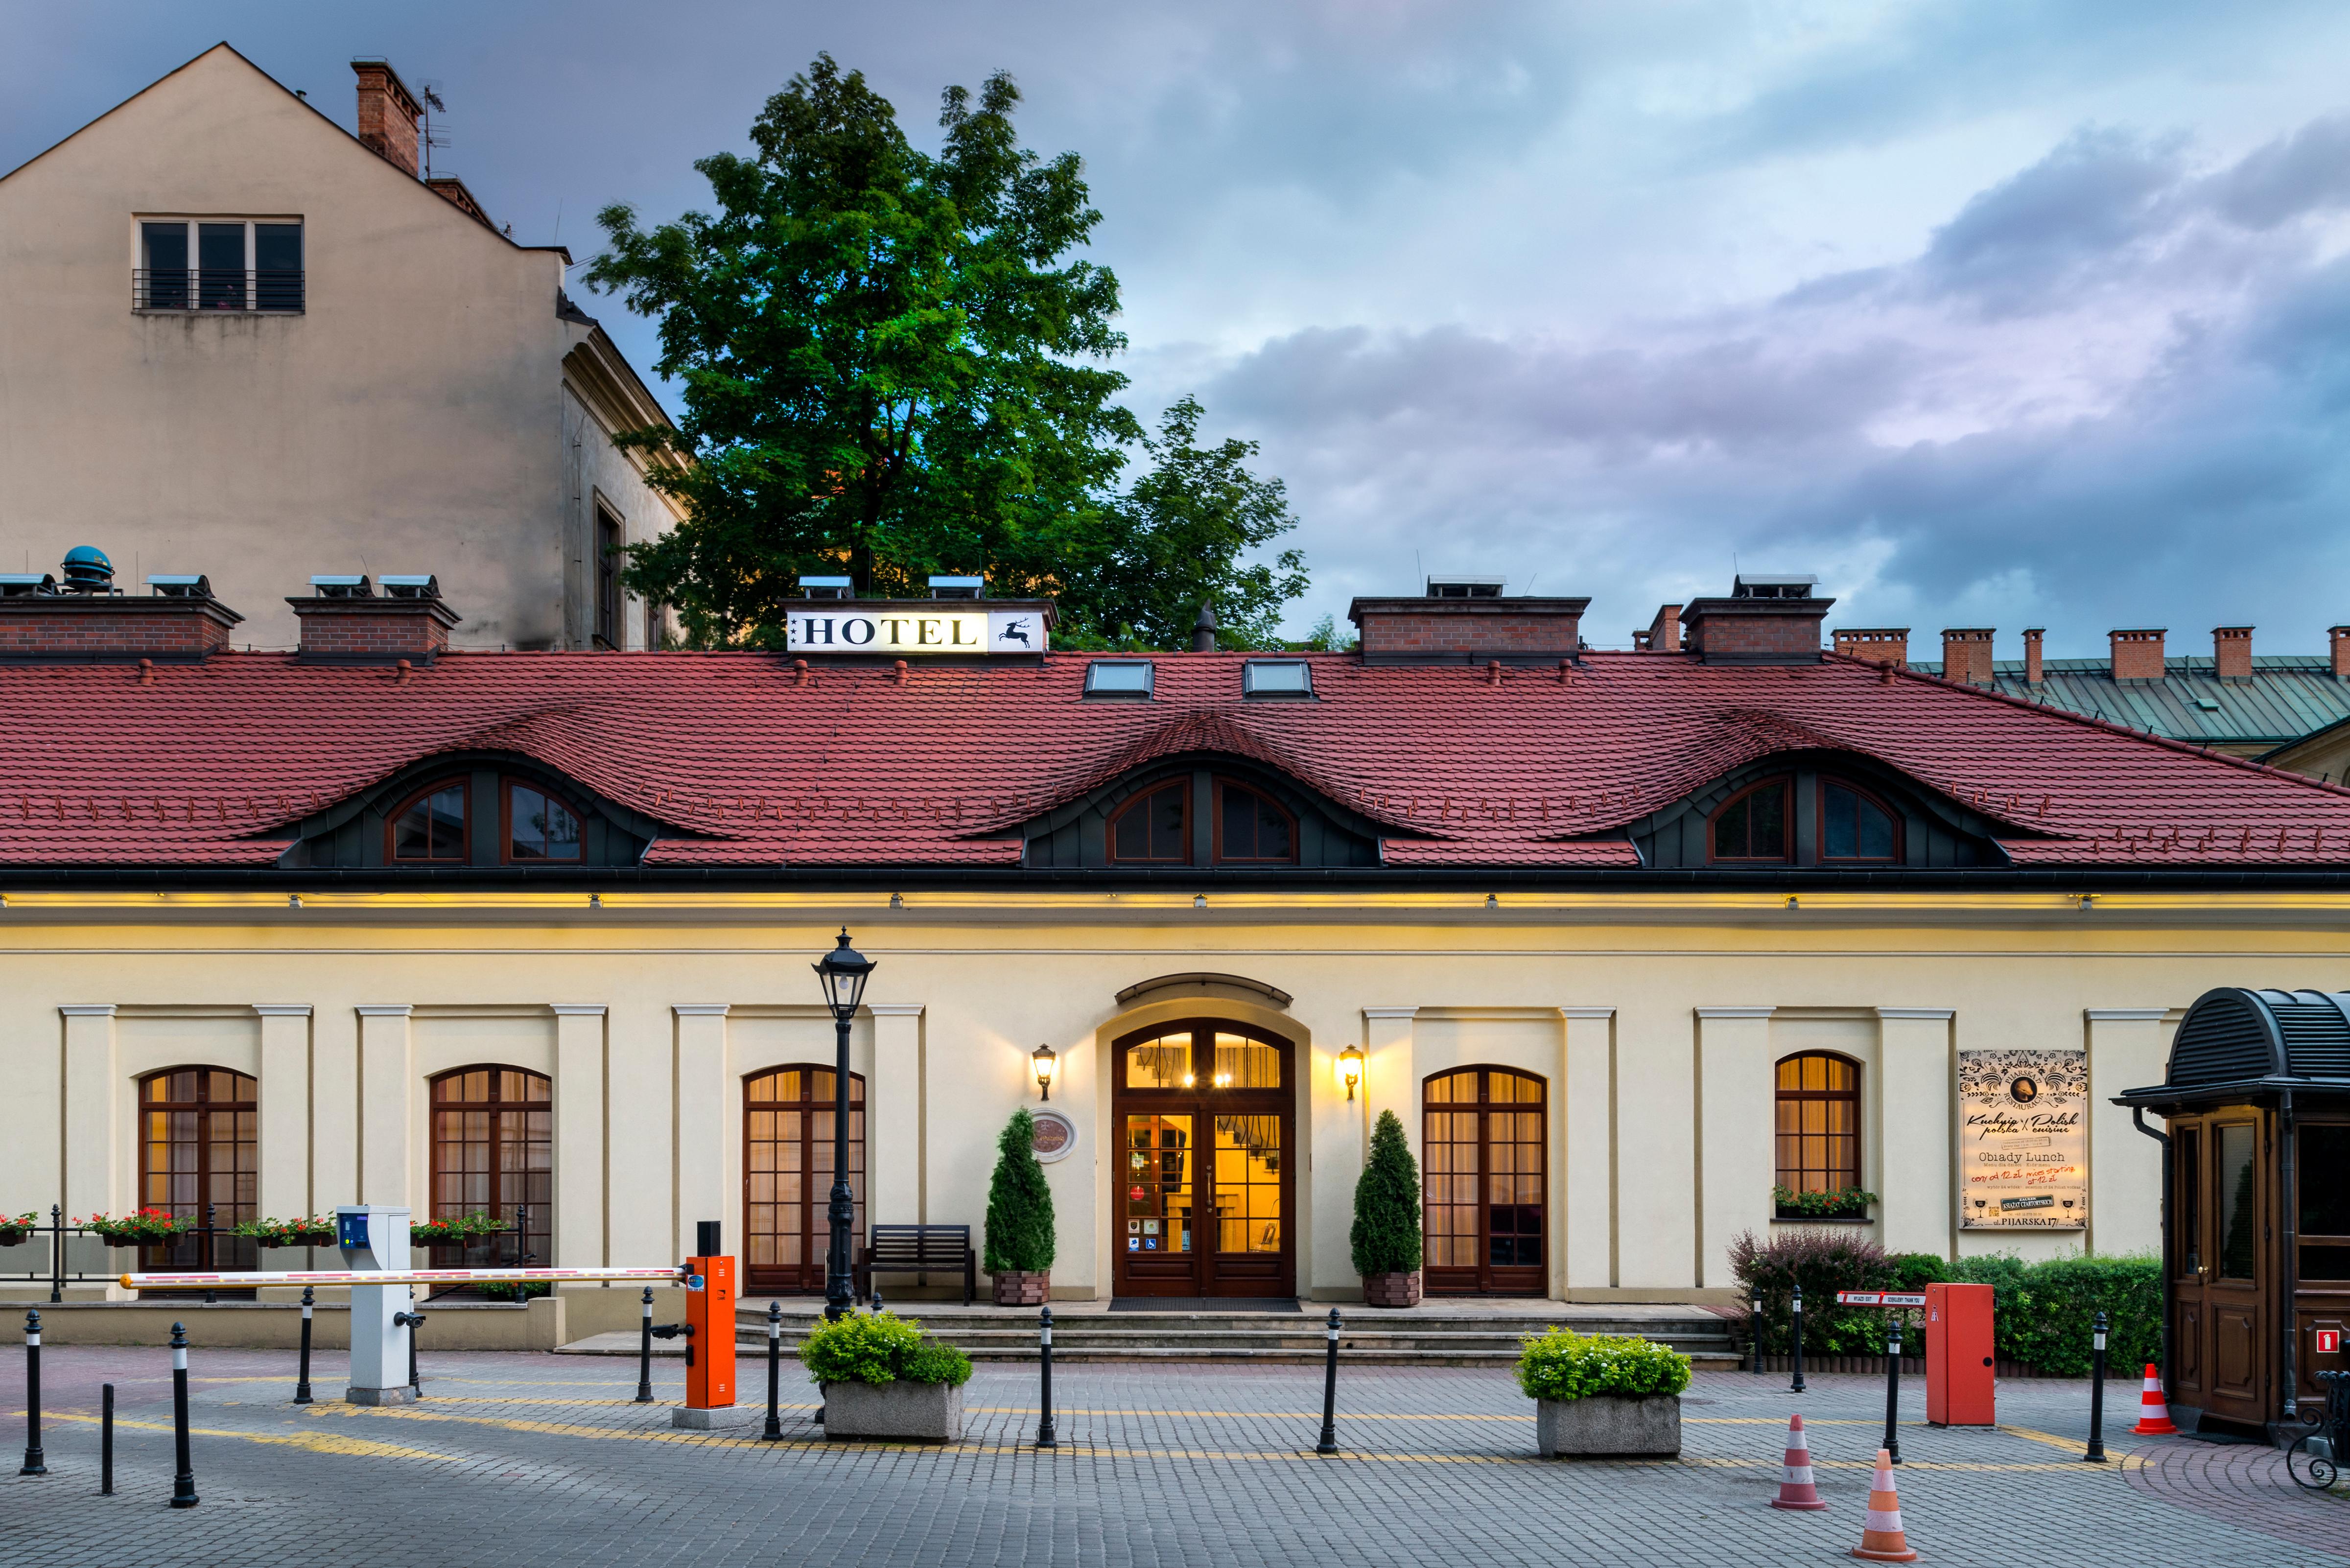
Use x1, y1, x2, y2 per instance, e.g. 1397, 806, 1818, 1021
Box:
854, 1224, 976, 1306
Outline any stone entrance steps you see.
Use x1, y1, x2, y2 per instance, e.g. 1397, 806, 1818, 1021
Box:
724, 1305, 1740, 1368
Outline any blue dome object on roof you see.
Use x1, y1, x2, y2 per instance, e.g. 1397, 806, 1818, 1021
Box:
60, 546, 114, 591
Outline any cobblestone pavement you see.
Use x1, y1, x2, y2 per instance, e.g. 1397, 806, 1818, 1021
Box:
3, 1344, 2346, 1566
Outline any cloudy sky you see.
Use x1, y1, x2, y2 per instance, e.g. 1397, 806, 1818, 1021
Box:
12, 1, 2350, 653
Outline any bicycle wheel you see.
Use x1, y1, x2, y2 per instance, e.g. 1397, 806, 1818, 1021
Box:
2288, 1433, 2338, 1492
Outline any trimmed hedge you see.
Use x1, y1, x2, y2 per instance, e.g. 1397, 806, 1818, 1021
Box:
1729, 1228, 2161, 1372
1515, 1327, 1692, 1402
984, 1108, 1056, 1275
799, 1309, 974, 1388
1350, 1110, 1423, 1276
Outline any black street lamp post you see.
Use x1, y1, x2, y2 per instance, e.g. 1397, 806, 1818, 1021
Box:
813, 929, 875, 1322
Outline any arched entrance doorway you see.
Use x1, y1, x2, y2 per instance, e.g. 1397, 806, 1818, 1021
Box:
1112, 1021, 1295, 1298
1422, 1066, 1547, 1296
743, 1065, 865, 1296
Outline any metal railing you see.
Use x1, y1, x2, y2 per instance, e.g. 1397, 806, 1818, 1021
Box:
133, 269, 305, 313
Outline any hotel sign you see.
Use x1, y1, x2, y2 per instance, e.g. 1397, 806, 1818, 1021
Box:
1958, 1048, 2088, 1229
787, 608, 1047, 655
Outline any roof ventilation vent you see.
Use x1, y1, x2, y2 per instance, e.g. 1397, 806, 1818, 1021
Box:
379, 574, 440, 600
1425, 576, 1504, 599
927, 575, 985, 600
309, 574, 373, 599
145, 574, 212, 600
1731, 573, 1816, 601
60, 546, 117, 595
0, 574, 56, 598
799, 575, 852, 600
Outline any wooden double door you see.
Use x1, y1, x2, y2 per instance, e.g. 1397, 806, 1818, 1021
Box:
2168, 1110, 2270, 1427
1423, 1067, 1547, 1296
743, 1066, 864, 1296
1113, 1022, 1295, 1298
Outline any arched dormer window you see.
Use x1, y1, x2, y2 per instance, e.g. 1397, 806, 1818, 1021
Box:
1820, 779, 1900, 862
292, 757, 660, 870
1710, 778, 1791, 863
1215, 780, 1296, 864
1109, 781, 1190, 864
390, 778, 469, 862
505, 781, 583, 862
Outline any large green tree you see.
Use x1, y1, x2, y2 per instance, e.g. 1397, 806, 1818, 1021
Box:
586, 55, 1137, 647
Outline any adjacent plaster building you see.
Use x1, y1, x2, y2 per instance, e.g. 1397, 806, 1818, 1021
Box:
0, 45, 682, 652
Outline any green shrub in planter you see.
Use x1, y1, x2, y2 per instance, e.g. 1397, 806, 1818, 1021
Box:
799, 1310, 973, 1388
1514, 1328, 1692, 1403
1771, 1184, 1877, 1219
1350, 1110, 1422, 1276
984, 1108, 1056, 1276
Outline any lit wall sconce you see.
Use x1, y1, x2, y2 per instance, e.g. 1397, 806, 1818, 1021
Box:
1339, 1045, 1363, 1101
1032, 1042, 1058, 1101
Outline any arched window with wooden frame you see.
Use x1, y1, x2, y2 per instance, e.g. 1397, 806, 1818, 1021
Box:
743, 1065, 865, 1296
138, 1067, 258, 1276
1818, 778, 1901, 863
428, 1067, 551, 1267
1422, 1067, 1547, 1296
503, 779, 583, 863
1710, 777, 1792, 863
1774, 1052, 1861, 1209
389, 777, 469, 862
1214, 779, 1296, 864
1108, 780, 1190, 864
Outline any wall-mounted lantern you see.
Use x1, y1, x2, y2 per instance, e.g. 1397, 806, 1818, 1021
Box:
1339, 1045, 1364, 1101
1033, 1042, 1058, 1101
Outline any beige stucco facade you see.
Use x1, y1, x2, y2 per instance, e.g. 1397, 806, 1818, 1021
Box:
5, 887, 2318, 1306
0, 45, 681, 652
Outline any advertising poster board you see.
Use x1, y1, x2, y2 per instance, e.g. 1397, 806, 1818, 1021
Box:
1957, 1048, 2088, 1229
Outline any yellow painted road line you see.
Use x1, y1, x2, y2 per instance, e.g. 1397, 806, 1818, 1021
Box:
38, 1408, 443, 1460
1998, 1423, 2097, 1452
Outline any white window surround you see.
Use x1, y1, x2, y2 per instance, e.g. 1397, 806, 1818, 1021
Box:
133, 214, 304, 313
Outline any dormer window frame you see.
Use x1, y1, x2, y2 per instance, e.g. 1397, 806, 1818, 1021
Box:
1106, 780, 1192, 865
1817, 777, 1903, 865
1213, 778, 1299, 865
1084, 659, 1156, 700
387, 776, 470, 864
1708, 776, 1794, 865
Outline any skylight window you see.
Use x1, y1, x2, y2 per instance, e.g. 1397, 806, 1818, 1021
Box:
1242, 660, 1313, 697
1085, 660, 1154, 698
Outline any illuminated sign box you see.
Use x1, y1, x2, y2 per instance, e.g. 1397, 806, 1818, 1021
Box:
786, 601, 1052, 656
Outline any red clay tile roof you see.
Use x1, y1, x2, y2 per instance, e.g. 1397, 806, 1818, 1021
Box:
3, 648, 2350, 869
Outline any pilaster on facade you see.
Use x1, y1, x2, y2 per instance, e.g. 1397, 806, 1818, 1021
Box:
550, 1006, 608, 1271
671, 1006, 729, 1262
1875, 1008, 1955, 1259
1361, 1007, 1418, 1159
355, 1006, 413, 1209
2085, 1008, 2171, 1256
1693, 1008, 1775, 1290
252, 1005, 313, 1220
1557, 1008, 1615, 1296
866, 1004, 925, 1228
59, 1006, 118, 1222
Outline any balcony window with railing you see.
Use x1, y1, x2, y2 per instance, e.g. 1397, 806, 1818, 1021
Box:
137, 219, 304, 312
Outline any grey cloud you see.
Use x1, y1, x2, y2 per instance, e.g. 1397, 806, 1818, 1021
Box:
2202, 115, 2350, 230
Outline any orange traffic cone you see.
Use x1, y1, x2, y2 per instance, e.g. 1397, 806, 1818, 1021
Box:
1851, 1447, 1919, 1562
1768, 1412, 1829, 1511
2130, 1364, 2177, 1435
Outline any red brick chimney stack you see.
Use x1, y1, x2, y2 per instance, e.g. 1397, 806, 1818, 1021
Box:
1643, 604, 1682, 653
1833, 628, 1909, 666
2333, 626, 2350, 680
2022, 628, 2045, 685
2109, 628, 2166, 683
289, 581, 459, 664
352, 60, 423, 178
1941, 628, 1996, 686
2213, 626, 2253, 683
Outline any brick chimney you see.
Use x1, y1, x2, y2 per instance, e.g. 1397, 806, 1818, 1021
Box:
1635, 603, 1682, 653
1348, 592, 1590, 664
352, 59, 423, 178
1833, 628, 1908, 667
2022, 628, 2045, 685
1941, 628, 1995, 686
290, 580, 459, 663
1678, 575, 1833, 664
0, 582, 241, 662
2109, 628, 2166, 683
2333, 626, 2350, 679
2213, 626, 2253, 683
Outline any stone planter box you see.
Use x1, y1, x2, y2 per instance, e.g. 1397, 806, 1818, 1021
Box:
992, 1270, 1049, 1307
1362, 1271, 1421, 1309
820, 1379, 964, 1442
1534, 1395, 1681, 1458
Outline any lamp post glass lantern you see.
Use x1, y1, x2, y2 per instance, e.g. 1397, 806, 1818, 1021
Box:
1338, 1046, 1364, 1102
813, 929, 875, 1321
1034, 1043, 1058, 1101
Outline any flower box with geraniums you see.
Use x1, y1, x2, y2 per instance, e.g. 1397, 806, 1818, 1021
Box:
985, 1108, 1055, 1307
1772, 1184, 1877, 1222
78, 1210, 195, 1248
232, 1216, 338, 1250
799, 1308, 975, 1441
1515, 1327, 1692, 1458
1351, 1110, 1424, 1308
0, 1212, 37, 1248
408, 1214, 509, 1250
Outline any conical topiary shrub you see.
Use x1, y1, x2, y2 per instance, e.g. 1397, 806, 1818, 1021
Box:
984, 1107, 1056, 1305
1351, 1109, 1424, 1307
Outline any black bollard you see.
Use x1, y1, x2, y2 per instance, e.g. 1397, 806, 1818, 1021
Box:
1790, 1285, 1808, 1395
394, 1310, 425, 1395
2086, 1309, 2109, 1462
169, 1322, 198, 1508
20, 1310, 45, 1476
763, 1301, 784, 1441
635, 1287, 656, 1404
294, 1286, 314, 1404
1036, 1307, 1057, 1449
1316, 1308, 1342, 1456
1882, 1313, 1903, 1464
100, 1383, 114, 1496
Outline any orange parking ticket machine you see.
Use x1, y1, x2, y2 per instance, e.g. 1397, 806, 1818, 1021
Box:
1925, 1281, 1996, 1426
684, 1221, 736, 1411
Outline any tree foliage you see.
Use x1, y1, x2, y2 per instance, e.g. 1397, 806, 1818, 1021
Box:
1350, 1109, 1423, 1276
586, 56, 1306, 649
984, 1107, 1056, 1274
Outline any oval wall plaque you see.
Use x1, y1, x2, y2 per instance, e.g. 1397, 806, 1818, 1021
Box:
1031, 1108, 1078, 1163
